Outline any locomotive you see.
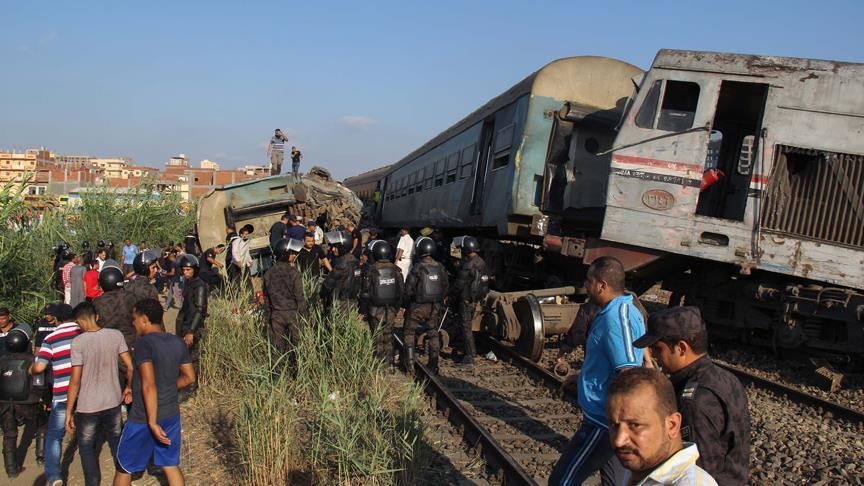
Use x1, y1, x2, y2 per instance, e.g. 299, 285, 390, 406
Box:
345, 50, 864, 364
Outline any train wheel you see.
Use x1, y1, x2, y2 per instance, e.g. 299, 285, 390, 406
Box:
513, 294, 544, 362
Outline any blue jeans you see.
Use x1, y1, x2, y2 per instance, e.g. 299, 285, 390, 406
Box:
76, 405, 122, 486
44, 403, 66, 483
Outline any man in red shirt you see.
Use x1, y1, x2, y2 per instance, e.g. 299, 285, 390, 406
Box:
83, 260, 102, 302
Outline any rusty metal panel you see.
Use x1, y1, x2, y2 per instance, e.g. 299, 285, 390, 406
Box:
761, 145, 864, 249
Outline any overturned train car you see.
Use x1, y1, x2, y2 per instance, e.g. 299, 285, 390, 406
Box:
347, 50, 864, 363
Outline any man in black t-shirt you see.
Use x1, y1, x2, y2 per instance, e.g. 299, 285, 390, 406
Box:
295, 233, 332, 277
347, 222, 362, 259
269, 213, 290, 252
115, 299, 195, 486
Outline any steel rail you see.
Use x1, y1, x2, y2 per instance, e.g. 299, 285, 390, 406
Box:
715, 362, 864, 425
394, 337, 538, 486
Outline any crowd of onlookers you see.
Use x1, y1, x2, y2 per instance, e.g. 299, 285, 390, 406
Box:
0, 212, 755, 485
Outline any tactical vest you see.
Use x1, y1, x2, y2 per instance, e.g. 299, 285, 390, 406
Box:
347, 265, 363, 299
370, 265, 400, 306
415, 262, 445, 304
0, 355, 31, 402
469, 263, 490, 302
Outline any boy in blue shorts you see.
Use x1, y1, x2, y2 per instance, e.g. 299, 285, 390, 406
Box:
114, 299, 196, 486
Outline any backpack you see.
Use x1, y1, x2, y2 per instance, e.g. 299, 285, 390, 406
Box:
415, 262, 445, 304
347, 264, 363, 299
0, 355, 31, 402
369, 265, 401, 306
469, 262, 490, 302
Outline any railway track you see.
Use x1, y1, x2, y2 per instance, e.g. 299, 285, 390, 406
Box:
715, 362, 864, 426
399, 336, 580, 485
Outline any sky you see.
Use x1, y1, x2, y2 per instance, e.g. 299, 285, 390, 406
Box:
2, 1, 862, 181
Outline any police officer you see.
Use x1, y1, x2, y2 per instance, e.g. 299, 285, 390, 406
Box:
450, 236, 489, 370
0, 324, 43, 478
403, 237, 448, 374
633, 306, 750, 486
176, 255, 208, 394
360, 240, 403, 368
263, 238, 306, 361
94, 265, 137, 349
321, 230, 358, 311
125, 249, 161, 303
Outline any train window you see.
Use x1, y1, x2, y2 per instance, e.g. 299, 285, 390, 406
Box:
658, 81, 699, 131
424, 166, 433, 189
635, 80, 662, 129
492, 152, 510, 170
446, 170, 457, 184
460, 144, 475, 179
635, 79, 700, 131
494, 124, 515, 153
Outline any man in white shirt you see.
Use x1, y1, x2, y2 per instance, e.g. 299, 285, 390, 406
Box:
394, 227, 413, 282
606, 367, 717, 486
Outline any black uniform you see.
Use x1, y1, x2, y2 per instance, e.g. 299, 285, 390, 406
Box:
403, 256, 449, 371
177, 276, 208, 387
123, 275, 160, 305
94, 290, 137, 349
451, 254, 489, 364
322, 253, 358, 310
361, 259, 403, 365
263, 261, 306, 355
0, 350, 45, 475
670, 355, 751, 486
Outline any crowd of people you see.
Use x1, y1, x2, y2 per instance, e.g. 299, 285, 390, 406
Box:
1, 237, 208, 484
0, 210, 754, 485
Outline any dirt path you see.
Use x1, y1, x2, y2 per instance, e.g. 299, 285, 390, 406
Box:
12, 303, 231, 486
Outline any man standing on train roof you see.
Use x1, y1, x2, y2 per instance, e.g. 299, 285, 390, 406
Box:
290, 146, 303, 177
450, 236, 489, 370
549, 256, 645, 486
633, 306, 750, 486
268, 128, 289, 176
395, 227, 413, 282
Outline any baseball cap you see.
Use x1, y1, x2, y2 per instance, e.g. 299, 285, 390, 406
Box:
633, 306, 705, 348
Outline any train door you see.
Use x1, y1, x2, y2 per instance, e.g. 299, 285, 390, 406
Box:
696, 81, 768, 220
470, 119, 495, 215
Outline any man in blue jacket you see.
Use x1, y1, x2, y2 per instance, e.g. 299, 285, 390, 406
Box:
549, 256, 645, 486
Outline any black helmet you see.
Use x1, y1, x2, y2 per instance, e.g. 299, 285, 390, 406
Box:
6, 325, 32, 353
324, 230, 351, 247
97, 240, 105, 248
61, 249, 75, 260
369, 240, 391, 262
132, 249, 160, 275
99, 266, 125, 292
415, 237, 436, 257
178, 254, 200, 269
274, 238, 303, 261
81, 240, 90, 249
455, 236, 480, 254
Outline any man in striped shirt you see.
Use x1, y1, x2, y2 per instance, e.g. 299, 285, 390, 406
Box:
549, 256, 646, 486
29, 303, 80, 486
267, 128, 289, 176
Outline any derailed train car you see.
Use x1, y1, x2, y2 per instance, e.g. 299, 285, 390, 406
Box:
596, 50, 864, 360
346, 50, 864, 363
197, 167, 362, 258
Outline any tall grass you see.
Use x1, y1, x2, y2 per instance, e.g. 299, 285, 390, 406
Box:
0, 180, 194, 323
201, 271, 428, 485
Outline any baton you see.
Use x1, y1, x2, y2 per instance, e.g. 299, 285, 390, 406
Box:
437, 306, 449, 333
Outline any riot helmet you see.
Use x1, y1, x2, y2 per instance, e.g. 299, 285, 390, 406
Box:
133, 249, 160, 276
324, 230, 351, 247
97, 240, 105, 248
81, 240, 90, 250
98, 266, 125, 291
415, 237, 436, 258
61, 249, 75, 261
274, 238, 304, 261
369, 240, 392, 262
5, 324, 32, 353
453, 235, 480, 254
178, 254, 200, 269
